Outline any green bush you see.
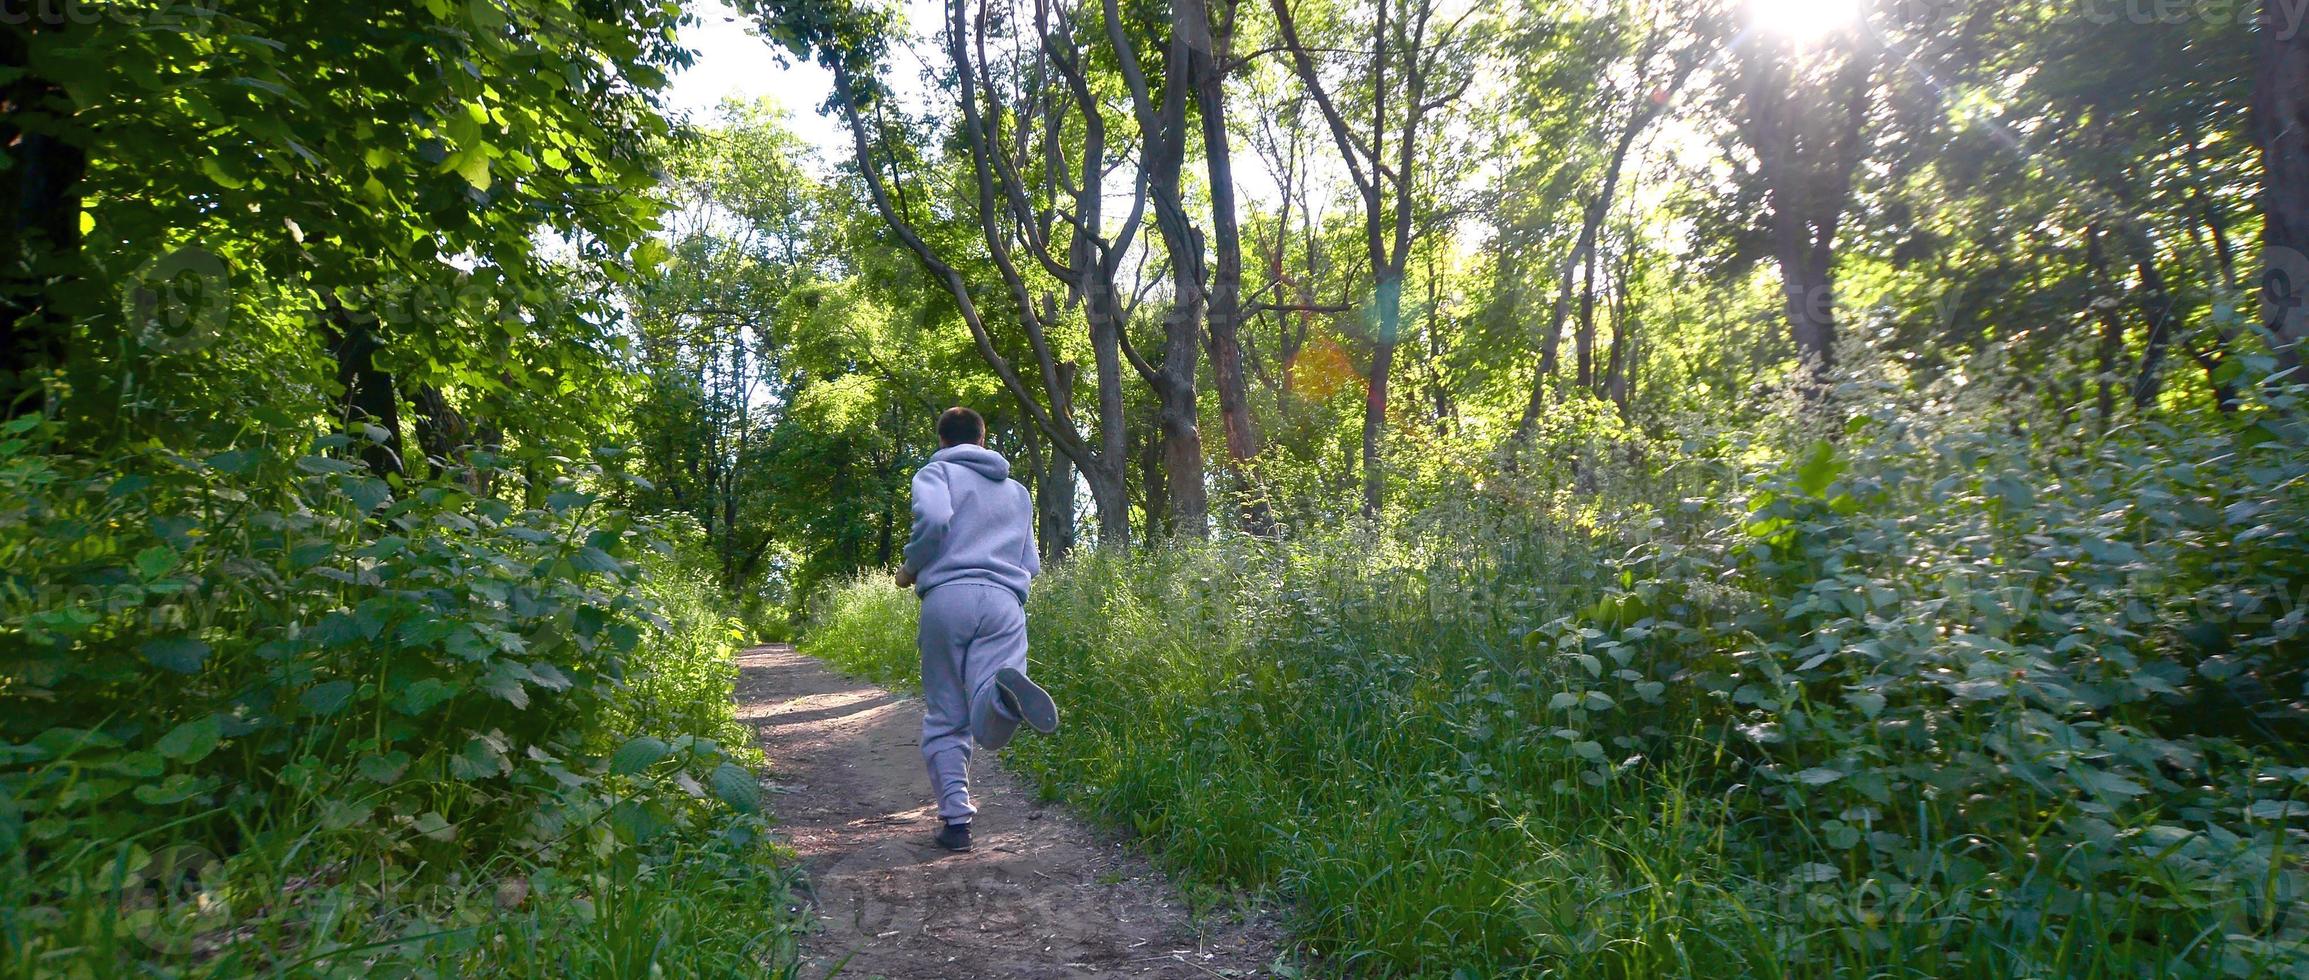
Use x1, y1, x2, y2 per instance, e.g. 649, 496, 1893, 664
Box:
0, 421, 799, 975
1530, 396, 2309, 975
807, 395, 2309, 977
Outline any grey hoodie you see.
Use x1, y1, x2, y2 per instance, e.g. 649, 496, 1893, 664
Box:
902, 444, 1040, 603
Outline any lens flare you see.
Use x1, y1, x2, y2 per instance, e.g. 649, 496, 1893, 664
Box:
1748, 0, 1863, 40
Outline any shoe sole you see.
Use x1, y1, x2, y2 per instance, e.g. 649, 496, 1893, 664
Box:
995, 667, 1059, 734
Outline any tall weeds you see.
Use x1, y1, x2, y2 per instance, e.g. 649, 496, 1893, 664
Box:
809, 384, 2309, 977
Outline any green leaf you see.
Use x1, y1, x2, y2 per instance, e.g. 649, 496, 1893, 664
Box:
394, 677, 460, 716
134, 546, 179, 580
465, 0, 506, 30
1845, 691, 1886, 719
572, 546, 622, 574
453, 149, 493, 192
445, 626, 494, 661
1794, 767, 1846, 786
635, 237, 674, 273
710, 762, 762, 813
2074, 768, 2147, 799
290, 541, 336, 568
341, 475, 391, 513
357, 752, 411, 784
142, 637, 211, 674
1823, 821, 1861, 849
2246, 801, 2307, 820
296, 455, 358, 475
479, 662, 530, 708
133, 774, 208, 806
207, 448, 258, 474
609, 735, 673, 775
450, 735, 510, 781
610, 799, 670, 842
300, 681, 358, 716
1788, 862, 1841, 884
198, 156, 246, 189
105, 751, 165, 779
1793, 440, 1842, 497
411, 811, 456, 842
156, 715, 223, 763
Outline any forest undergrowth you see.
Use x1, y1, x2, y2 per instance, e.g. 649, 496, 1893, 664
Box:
811, 375, 2309, 978
0, 426, 801, 977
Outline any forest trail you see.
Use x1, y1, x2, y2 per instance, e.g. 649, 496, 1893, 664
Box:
734, 645, 1282, 979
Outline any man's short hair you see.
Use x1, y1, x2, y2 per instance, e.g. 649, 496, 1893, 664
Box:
936, 407, 986, 447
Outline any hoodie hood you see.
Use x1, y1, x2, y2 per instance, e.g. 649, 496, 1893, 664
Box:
931, 443, 1011, 482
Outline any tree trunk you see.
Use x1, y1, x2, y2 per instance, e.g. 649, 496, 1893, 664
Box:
1740, 48, 1872, 400
412, 383, 470, 481
1026, 363, 1079, 560
2129, 255, 2175, 410
1136, 419, 1169, 538
875, 465, 897, 567
1154, 365, 1206, 538
0, 18, 86, 416
1363, 273, 1401, 518
1116, 0, 1209, 539
1606, 261, 1633, 414
1775, 235, 1838, 386
1186, 0, 1275, 537
1085, 289, 1135, 548
2085, 222, 2120, 421
325, 305, 404, 480
1038, 433, 1077, 561
1083, 456, 1130, 551
1575, 243, 1598, 391
1519, 206, 1598, 432
1427, 269, 1452, 430
2258, 0, 2309, 376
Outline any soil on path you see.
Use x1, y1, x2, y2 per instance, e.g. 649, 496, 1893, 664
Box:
735, 645, 1282, 980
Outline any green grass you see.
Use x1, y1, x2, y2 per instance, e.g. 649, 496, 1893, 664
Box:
3, 822, 800, 977
807, 425, 2309, 978
811, 537, 1775, 975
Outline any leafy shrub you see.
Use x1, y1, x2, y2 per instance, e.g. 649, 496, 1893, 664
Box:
1534, 394, 2309, 975
0, 420, 796, 974
808, 392, 2309, 977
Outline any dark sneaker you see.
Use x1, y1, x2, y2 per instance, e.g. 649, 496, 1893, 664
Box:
933, 820, 973, 853
994, 667, 1059, 735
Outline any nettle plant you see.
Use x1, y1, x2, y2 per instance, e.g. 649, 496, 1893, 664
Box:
1535, 397, 2309, 969
0, 418, 763, 898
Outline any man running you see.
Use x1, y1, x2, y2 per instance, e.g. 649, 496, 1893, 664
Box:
895, 407, 1061, 853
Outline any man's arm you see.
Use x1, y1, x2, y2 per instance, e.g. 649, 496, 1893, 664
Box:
900, 464, 952, 583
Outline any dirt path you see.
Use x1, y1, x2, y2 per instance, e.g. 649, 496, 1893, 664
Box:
734, 645, 1282, 980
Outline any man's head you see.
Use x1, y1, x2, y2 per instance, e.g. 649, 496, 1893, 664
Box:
936, 406, 986, 448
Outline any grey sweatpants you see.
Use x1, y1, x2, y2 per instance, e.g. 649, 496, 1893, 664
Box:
918, 581, 1028, 823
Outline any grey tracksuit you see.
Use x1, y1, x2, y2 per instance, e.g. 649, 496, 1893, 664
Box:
901, 444, 1040, 823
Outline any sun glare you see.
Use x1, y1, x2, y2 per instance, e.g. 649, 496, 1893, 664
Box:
1748, 0, 1863, 40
